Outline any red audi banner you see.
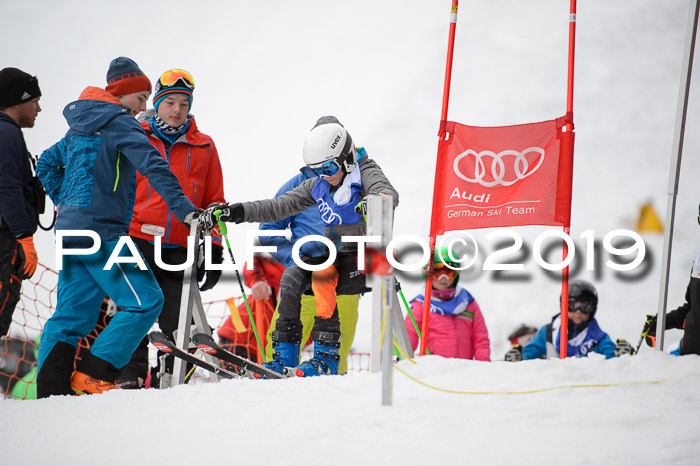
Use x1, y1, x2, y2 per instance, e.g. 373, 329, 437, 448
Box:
429, 115, 575, 235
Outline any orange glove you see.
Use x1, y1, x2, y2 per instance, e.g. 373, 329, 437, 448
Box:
17, 237, 38, 279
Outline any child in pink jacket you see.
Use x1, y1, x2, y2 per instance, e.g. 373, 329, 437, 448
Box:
405, 251, 491, 361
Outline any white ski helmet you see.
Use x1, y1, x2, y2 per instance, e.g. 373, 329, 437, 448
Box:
303, 116, 356, 176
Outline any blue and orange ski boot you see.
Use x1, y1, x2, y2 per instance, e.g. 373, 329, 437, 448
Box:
294, 331, 341, 377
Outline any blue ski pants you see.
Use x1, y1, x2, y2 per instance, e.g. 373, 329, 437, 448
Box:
38, 238, 164, 372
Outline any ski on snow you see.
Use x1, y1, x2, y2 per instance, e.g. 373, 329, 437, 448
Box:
191, 332, 285, 379
148, 331, 238, 380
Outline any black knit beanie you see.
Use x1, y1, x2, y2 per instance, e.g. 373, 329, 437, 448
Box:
0, 67, 41, 109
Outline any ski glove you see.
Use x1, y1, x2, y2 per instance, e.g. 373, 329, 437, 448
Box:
183, 208, 204, 230
16, 236, 38, 279
217, 203, 245, 224
504, 344, 523, 362
201, 203, 245, 230
198, 243, 223, 292
354, 197, 368, 222
614, 338, 634, 357
642, 314, 657, 347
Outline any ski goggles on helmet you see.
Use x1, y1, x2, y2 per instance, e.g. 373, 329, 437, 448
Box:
308, 159, 342, 177
159, 69, 195, 91
568, 299, 594, 315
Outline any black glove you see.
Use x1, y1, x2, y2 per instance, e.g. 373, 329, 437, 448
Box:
201, 203, 245, 231
183, 208, 204, 230
504, 344, 523, 362
642, 314, 657, 347
200, 203, 226, 233
354, 197, 368, 221
218, 202, 245, 223
198, 244, 224, 292
614, 338, 634, 357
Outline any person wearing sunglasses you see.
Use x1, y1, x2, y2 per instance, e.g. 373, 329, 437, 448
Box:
507, 280, 617, 361
110, 69, 226, 388
404, 248, 491, 361
0, 67, 42, 338
35, 57, 200, 397
203, 115, 398, 377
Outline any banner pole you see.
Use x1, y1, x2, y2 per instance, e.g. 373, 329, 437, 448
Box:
558, 0, 577, 359
421, 0, 460, 356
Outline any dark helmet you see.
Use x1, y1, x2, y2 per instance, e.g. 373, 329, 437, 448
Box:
565, 280, 599, 318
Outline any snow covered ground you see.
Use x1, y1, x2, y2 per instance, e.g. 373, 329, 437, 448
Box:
2, 0, 700, 464
2, 352, 699, 465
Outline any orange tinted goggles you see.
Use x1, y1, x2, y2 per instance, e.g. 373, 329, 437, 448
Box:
160, 69, 195, 90
433, 264, 458, 280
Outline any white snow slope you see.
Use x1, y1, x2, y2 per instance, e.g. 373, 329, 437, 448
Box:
2, 1, 700, 465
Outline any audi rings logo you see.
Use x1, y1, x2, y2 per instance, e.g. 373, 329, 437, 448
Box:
453, 147, 545, 187
317, 199, 342, 225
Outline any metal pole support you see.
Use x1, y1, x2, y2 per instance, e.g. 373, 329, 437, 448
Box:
364, 194, 398, 406
168, 220, 221, 387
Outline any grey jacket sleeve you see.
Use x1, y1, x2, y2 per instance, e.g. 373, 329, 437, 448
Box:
241, 178, 317, 223
358, 157, 399, 209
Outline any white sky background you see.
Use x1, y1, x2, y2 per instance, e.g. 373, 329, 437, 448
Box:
5, 0, 700, 355
2, 2, 700, 463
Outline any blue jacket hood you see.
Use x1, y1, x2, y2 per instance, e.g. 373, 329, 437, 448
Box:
63, 98, 128, 135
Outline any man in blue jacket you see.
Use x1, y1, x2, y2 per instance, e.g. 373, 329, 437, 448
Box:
0, 67, 42, 337
36, 57, 199, 397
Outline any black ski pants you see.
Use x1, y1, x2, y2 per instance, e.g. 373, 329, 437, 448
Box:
275, 252, 370, 337
0, 229, 23, 336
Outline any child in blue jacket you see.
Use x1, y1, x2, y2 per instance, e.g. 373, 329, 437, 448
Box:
509, 280, 617, 360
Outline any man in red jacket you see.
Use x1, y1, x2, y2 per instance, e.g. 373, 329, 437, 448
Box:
119, 69, 226, 388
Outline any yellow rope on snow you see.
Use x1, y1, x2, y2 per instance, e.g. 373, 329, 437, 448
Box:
392, 363, 667, 395
378, 279, 667, 395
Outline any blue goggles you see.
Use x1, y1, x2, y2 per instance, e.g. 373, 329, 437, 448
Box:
308, 159, 342, 177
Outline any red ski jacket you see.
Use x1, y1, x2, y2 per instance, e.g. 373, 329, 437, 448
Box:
129, 115, 225, 247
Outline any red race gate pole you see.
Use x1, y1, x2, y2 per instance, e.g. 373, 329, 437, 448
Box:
421, 0, 459, 356
559, 0, 577, 358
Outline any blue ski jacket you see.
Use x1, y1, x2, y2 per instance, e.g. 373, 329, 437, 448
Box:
37, 87, 194, 247
258, 166, 327, 267
523, 315, 616, 360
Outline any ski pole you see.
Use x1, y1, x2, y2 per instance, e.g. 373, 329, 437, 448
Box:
634, 335, 644, 355
635, 314, 655, 354
396, 280, 430, 355
214, 210, 267, 363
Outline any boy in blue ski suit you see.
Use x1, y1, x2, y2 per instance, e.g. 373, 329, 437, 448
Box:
36, 57, 198, 397
509, 280, 617, 360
